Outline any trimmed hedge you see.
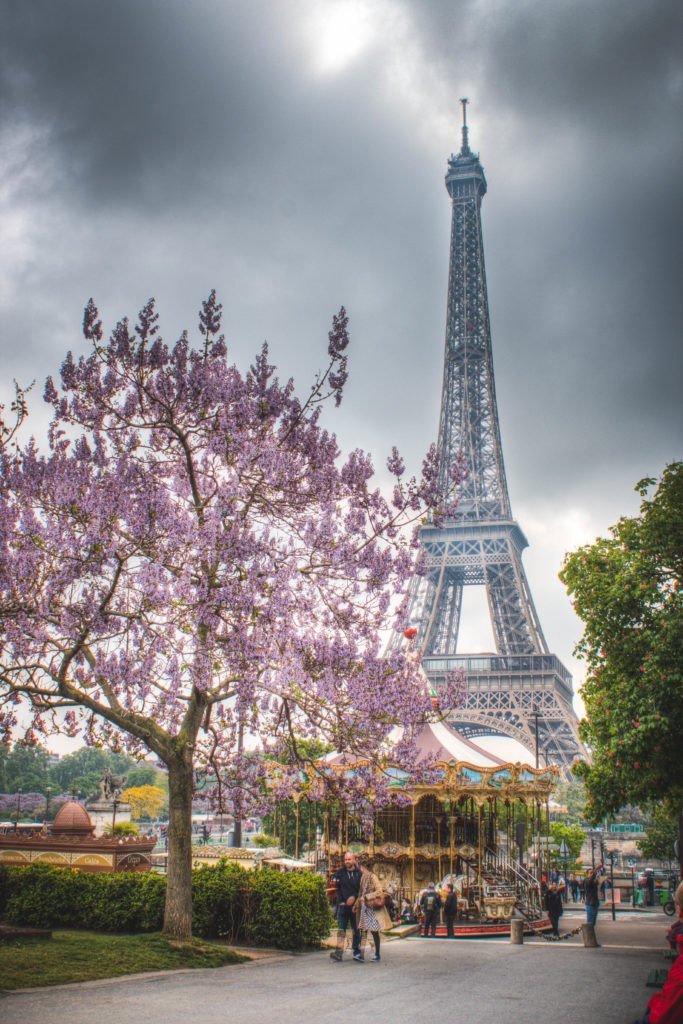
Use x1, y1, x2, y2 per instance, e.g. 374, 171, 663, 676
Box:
0, 861, 332, 950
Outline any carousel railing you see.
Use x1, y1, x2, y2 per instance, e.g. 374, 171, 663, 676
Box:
481, 845, 543, 917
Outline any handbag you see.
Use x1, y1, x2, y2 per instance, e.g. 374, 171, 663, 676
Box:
367, 890, 385, 909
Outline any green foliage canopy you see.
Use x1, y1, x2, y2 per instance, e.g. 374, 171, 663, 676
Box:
636, 804, 678, 864
1, 741, 51, 794
549, 822, 586, 863
560, 463, 683, 822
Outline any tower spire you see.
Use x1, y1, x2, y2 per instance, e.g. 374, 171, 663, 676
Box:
460, 97, 470, 153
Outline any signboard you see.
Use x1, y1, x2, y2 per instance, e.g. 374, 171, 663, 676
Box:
533, 839, 559, 850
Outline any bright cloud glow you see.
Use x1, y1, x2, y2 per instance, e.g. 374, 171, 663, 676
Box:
302, 0, 381, 75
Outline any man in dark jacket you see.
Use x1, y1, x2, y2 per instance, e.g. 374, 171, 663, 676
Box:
544, 881, 563, 936
444, 883, 458, 938
421, 882, 442, 937
584, 864, 603, 927
330, 851, 362, 961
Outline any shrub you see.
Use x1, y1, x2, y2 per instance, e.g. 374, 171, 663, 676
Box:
4, 863, 90, 928
251, 833, 276, 848
1, 862, 331, 948
191, 861, 252, 943
0, 863, 11, 915
79, 871, 165, 932
247, 868, 332, 950
106, 821, 139, 837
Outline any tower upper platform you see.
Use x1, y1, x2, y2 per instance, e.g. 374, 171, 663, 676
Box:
445, 99, 487, 200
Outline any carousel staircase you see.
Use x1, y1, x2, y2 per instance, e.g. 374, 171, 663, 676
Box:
465, 852, 545, 922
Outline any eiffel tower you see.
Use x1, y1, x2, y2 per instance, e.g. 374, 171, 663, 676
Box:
394, 101, 581, 772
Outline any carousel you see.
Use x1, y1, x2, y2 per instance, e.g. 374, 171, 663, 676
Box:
270, 720, 559, 934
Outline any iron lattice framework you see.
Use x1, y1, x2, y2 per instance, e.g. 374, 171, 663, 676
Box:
393, 102, 581, 772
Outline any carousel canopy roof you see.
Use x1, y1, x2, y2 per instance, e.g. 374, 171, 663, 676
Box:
410, 721, 506, 767
322, 721, 518, 770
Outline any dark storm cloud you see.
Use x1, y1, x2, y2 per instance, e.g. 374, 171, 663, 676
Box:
1, 1, 290, 207
403, 0, 683, 500
1, 0, 681, 693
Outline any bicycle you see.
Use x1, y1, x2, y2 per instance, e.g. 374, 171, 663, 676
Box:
661, 890, 676, 917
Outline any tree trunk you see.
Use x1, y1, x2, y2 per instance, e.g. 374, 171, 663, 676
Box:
162, 752, 195, 940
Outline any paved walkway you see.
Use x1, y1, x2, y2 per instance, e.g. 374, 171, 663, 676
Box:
1, 910, 673, 1024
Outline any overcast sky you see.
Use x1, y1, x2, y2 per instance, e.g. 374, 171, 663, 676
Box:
1, 0, 681, 750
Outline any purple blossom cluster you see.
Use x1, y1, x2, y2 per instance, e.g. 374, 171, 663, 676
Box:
0, 292, 467, 825
0, 792, 74, 814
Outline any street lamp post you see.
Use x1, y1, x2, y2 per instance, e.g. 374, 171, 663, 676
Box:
112, 796, 119, 833
558, 838, 570, 902
605, 850, 618, 921
530, 704, 541, 874
14, 788, 23, 829
45, 786, 52, 826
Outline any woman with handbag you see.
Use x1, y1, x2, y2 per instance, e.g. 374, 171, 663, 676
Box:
357, 857, 392, 962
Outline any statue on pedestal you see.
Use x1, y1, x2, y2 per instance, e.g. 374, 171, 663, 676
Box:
98, 767, 128, 803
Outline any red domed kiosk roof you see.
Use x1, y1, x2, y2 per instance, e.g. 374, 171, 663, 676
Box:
52, 801, 95, 836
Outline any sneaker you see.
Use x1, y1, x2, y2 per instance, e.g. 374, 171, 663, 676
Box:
352, 952, 364, 962
371, 954, 380, 962
329, 951, 343, 961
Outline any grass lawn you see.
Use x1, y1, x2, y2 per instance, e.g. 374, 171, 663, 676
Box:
0, 930, 249, 990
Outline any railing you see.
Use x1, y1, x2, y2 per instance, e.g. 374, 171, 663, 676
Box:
481, 844, 543, 916
422, 653, 572, 687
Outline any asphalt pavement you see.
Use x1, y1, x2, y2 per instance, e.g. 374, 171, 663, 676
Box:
1, 909, 674, 1024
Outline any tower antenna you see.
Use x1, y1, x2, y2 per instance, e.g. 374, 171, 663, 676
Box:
460, 97, 469, 153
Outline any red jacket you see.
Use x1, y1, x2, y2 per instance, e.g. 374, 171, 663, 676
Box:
647, 943, 683, 1024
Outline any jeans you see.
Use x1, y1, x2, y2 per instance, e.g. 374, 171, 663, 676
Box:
337, 902, 360, 953
586, 903, 599, 926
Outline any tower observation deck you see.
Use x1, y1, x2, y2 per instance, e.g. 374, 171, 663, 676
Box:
392, 102, 582, 772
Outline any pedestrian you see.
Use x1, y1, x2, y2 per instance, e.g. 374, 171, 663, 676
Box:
584, 864, 603, 927
444, 882, 458, 938
420, 881, 442, 937
544, 881, 563, 936
569, 872, 578, 903
357, 857, 392, 962
330, 851, 362, 962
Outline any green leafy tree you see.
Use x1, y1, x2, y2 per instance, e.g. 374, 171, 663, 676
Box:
127, 766, 167, 792
50, 748, 136, 797
551, 777, 588, 823
549, 822, 586, 864
4, 741, 51, 794
261, 738, 332, 856
560, 464, 683, 836
637, 804, 678, 865
262, 798, 323, 858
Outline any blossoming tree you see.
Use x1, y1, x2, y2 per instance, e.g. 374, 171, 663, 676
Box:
0, 293, 465, 938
